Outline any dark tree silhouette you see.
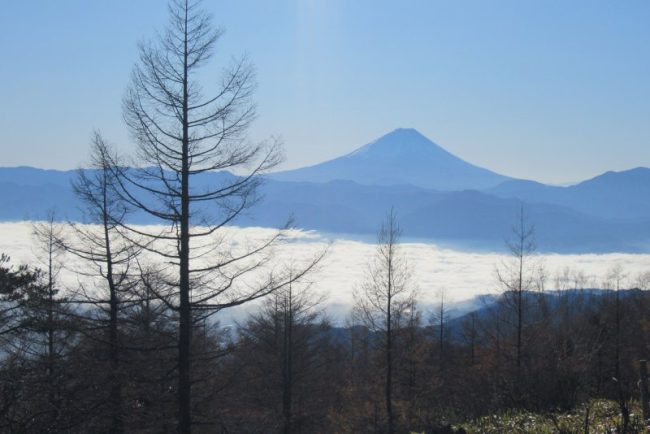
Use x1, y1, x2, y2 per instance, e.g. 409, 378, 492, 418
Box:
353, 208, 416, 434
52, 133, 139, 433
231, 280, 335, 433
497, 202, 537, 372
109, 1, 321, 431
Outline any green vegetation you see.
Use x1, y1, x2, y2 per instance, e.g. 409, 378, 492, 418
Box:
458, 400, 647, 434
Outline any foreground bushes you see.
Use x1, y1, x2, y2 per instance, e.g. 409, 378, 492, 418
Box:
458, 400, 646, 434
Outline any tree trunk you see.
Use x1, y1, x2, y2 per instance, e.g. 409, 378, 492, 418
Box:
282, 284, 293, 434
104, 189, 123, 433
178, 3, 192, 431
386, 293, 394, 433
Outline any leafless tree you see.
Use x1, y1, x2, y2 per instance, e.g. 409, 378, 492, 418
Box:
353, 208, 416, 434
604, 264, 627, 382
51, 133, 139, 433
460, 311, 479, 367
601, 264, 633, 433
26, 214, 79, 430
496, 202, 537, 371
32, 214, 66, 382
635, 271, 650, 290
109, 1, 320, 431
233, 277, 330, 433
430, 288, 450, 372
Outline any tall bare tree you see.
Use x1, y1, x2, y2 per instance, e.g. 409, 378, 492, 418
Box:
497, 202, 537, 371
52, 133, 138, 433
603, 264, 632, 432
32, 214, 66, 387
353, 208, 415, 434
111, 1, 319, 431
27, 215, 79, 430
231, 278, 332, 433
430, 288, 450, 372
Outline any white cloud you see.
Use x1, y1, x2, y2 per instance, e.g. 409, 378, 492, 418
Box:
2, 222, 649, 324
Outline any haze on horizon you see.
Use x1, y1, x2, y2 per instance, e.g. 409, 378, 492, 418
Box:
1, 0, 649, 184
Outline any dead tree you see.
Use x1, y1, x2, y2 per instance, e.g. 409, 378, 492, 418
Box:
26, 215, 78, 430
430, 288, 450, 372
605, 264, 631, 433
234, 277, 330, 433
497, 202, 537, 372
52, 134, 139, 433
460, 311, 478, 367
110, 1, 321, 431
32, 215, 66, 392
353, 209, 415, 434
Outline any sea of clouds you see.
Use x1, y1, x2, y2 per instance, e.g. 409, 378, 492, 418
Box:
2, 222, 649, 325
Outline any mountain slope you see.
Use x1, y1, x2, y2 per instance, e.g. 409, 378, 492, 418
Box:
2, 164, 650, 253
489, 167, 650, 221
270, 128, 512, 190
0, 166, 76, 187
241, 180, 650, 253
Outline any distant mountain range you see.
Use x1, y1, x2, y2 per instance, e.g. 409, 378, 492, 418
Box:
1, 129, 649, 253
488, 168, 650, 221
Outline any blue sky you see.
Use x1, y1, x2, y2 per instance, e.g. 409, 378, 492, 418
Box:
1, 0, 649, 184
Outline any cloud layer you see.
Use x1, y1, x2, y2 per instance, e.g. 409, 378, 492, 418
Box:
2, 222, 649, 323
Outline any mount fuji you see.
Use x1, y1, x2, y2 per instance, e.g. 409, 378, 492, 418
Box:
1, 129, 650, 252
270, 128, 512, 191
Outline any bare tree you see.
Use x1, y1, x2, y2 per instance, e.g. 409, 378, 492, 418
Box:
52, 133, 139, 433
25, 215, 79, 430
32, 214, 66, 386
430, 288, 450, 372
232, 277, 331, 433
605, 264, 627, 382
635, 271, 650, 290
497, 202, 537, 371
460, 311, 479, 367
109, 1, 320, 431
603, 264, 632, 433
353, 208, 415, 434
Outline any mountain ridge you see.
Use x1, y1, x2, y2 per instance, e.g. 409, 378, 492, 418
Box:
1, 166, 649, 253
1, 129, 649, 252
489, 167, 650, 221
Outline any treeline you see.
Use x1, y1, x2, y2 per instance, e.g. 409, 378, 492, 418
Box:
1, 243, 650, 433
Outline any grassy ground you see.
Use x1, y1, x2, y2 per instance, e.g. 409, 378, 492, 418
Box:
456, 400, 647, 434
